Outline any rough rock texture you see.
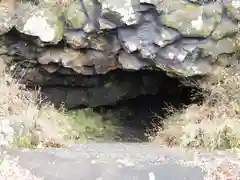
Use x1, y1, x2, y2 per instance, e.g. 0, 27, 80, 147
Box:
0, 0, 240, 108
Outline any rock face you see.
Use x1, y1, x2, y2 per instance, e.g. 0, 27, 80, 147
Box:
0, 0, 239, 108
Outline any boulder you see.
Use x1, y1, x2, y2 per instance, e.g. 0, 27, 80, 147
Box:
0, 0, 239, 107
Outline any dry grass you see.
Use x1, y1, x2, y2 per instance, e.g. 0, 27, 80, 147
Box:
153, 65, 240, 150
0, 63, 120, 148
0, 71, 74, 148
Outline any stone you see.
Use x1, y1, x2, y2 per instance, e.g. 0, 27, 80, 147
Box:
98, 0, 141, 26
160, 2, 222, 37
38, 48, 94, 75
118, 19, 179, 59
1, 33, 44, 60
154, 26, 181, 48
86, 50, 119, 74
154, 39, 213, 76
0, 0, 238, 108
64, 30, 89, 49
63, 1, 86, 29
81, 0, 102, 31
15, 2, 64, 44
98, 18, 117, 30
225, 0, 240, 21
41, 64, 60, 73
199, 38, 237, 59
118, 27, 140, 53
118, 52, 150, 70
88, 33, 112, 51
211, 17, 238, 40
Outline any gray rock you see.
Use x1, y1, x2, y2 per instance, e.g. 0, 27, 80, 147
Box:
160, 1, 222, 37
118, 51, 150, 70
15, 2, 64, 44
198, 38, 236, 59
64, 30, 89, 49
118, 22, 162, 59
0, 0, 239, 108
1, 33, 44, 60
63, 1, 87, 29
98, 0, 141, 26
211, 17, 238, 40
38, 48, 96, 75
154, 39, 213, 76
118, 27, 140, 53
225, 0, 240, 21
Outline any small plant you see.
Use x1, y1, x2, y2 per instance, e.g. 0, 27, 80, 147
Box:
12, 135, 33, 148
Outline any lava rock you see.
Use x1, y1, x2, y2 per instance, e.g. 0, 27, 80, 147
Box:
0, 0, 238, 108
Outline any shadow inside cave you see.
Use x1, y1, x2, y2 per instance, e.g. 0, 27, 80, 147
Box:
63, 73, 205, 144
92, 82, 203, 143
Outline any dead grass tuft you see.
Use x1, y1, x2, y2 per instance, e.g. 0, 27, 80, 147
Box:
153, 65, 240, 150
0, 71, 73, 148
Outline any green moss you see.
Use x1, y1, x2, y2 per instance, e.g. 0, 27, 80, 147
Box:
183, 5, 200, 11
104, 82, 112, 88
54, 19, 64, 43
64, 2, 86, 29
226, 3, 233, 11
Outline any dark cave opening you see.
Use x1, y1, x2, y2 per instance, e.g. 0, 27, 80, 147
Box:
59, 70, 205, 143
92, 77, 203, 142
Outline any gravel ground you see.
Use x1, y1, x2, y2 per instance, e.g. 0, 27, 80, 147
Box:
1, 143, 240, 180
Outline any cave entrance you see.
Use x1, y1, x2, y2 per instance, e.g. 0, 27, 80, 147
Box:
65, 70, 203, 143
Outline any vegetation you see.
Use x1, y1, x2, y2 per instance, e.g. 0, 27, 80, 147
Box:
0, 69, 120, 148
152, 65, 240, 151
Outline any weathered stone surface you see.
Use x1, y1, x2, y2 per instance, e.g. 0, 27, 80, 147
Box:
118, 52, 150, 70
99, 0, 140, 26
211, 17, 238, 40
15, 2, 64, 44
63, 1, 86, 29
0, 0, 239, 107
160, 2, 222, 37
0, 1, 15, 35
64, 30, 89, 49
199, 38, 237, 58
225, 0, 240, 21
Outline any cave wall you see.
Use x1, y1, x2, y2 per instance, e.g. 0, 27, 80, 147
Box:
0, 0, 239, 108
